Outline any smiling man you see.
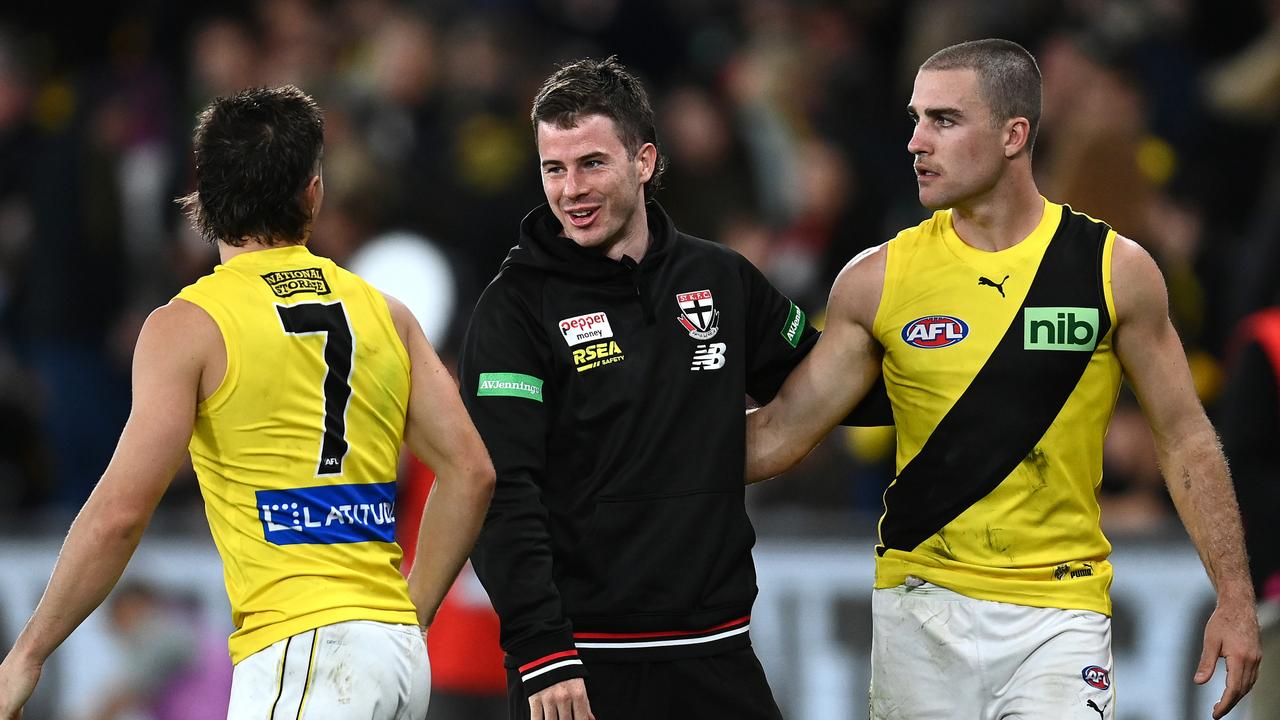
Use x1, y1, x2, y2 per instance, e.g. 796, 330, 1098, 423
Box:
745, 38, 1260, 719
457, 56, 821, 720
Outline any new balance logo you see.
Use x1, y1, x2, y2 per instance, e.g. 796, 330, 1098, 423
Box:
978, 274, 1009, 297
691, 343, 727, 371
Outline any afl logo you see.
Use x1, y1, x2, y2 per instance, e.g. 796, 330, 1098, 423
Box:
1081, 665, 1110, 690
902, 315, 969, 348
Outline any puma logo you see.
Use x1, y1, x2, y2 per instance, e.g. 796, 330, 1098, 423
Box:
978, 275, 1009, 297
1087, 699, 1107, 719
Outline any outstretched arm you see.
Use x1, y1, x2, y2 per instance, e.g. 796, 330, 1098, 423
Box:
384, 295, 496, 630
747, 245, 886, 483
1111, 236, 1260, 719
0, 301, 209, 719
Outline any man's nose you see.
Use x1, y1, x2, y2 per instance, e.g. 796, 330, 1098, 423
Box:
907, 125, 929, 157
564, 168, 586, 197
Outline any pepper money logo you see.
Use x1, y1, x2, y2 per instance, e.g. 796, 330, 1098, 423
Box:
677, 289, 719, 340
559, 311, 613, 346
261, 268, 331, 297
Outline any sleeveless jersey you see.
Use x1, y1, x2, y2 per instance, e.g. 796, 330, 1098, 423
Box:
176, 244, 417, 662
872, 199, 1122, 615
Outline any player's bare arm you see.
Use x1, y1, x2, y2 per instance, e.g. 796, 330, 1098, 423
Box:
383, 294, 496, 630
0, 300, 215, 719
746, 244, 887, 484
1111, 235, 1261, 718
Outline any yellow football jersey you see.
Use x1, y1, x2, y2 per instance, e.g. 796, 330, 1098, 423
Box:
872, 198, 1122, 615
176, 244, 417, 663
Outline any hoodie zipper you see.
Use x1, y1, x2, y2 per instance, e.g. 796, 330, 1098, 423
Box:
619, 255, 656, 325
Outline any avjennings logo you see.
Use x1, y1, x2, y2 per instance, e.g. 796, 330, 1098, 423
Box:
902, 315, 968, 348
677, 289, 720, 340
559, 311, 613, 346
781, 301, 805, 348
477, 372, 543, 402
261, 268, 331, 297
1024, 307, 1099, 351
258, 481, 397, 545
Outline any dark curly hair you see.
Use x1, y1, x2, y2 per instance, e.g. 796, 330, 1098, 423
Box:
177, 85, 324, 246
531, 56, 667, 199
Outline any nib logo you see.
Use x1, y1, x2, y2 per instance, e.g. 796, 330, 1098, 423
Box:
1024, 307, 1099, 351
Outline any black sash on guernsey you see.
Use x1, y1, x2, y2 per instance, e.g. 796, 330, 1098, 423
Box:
878, 206, 1112, 555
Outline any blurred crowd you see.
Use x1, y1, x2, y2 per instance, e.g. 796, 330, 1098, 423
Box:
0, 0, 1277, 539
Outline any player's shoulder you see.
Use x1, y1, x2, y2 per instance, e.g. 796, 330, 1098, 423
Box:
828, 242, 888, 327
470, 264, 546, 330
137, 298, 222, 369
834, 242, 888, 295
153, 296, 218, 332
1108, 234, 1168, 322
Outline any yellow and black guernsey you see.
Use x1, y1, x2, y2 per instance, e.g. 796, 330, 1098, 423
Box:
176, 244, 418, 663
873, 198, 1122, 616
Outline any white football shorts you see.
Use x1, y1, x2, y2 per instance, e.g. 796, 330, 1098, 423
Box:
870, 579, 1114, 719
227, 620, 430, 720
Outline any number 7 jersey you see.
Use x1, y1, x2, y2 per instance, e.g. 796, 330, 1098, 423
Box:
176, 244, 417, 663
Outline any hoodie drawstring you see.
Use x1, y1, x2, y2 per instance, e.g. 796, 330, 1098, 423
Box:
620, 255, 656, 325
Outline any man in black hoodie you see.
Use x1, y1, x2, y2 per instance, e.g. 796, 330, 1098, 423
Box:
458, 56, 813, 720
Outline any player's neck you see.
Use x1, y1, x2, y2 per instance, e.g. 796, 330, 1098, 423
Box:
950, 177, 1044, 253
218, 237, 307, 264
603, 208, 651, 264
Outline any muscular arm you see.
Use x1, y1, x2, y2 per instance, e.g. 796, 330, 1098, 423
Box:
384, 295, 496, 629
0, 301, 211, 718
747, 245, 886, 483
1111, 236, 1260, 718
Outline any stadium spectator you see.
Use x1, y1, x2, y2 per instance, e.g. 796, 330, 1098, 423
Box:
745, 38, 1260, 719
0, 85, 494, 719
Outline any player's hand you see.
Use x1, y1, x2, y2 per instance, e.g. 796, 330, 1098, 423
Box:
529, 677, 595, 720
0, 652, 42, 719
1193, 599, 1261, 718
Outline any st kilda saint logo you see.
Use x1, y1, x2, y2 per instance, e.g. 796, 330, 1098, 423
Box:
676, 289, 720, 340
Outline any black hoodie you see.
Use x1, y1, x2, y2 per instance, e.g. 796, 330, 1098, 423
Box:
459, 202, 818, 695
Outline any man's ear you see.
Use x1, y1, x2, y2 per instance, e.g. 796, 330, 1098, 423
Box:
636, 143, 657, 184
1004, 117, 1031, 158
304, 173, 324, 216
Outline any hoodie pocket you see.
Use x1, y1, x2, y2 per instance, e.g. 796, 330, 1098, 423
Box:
562, 490, 757, 618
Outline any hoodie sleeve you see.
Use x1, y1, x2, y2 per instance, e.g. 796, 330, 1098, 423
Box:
738, 255, 820, 403
739, 255, 893, 425
458, 277, 586, 694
